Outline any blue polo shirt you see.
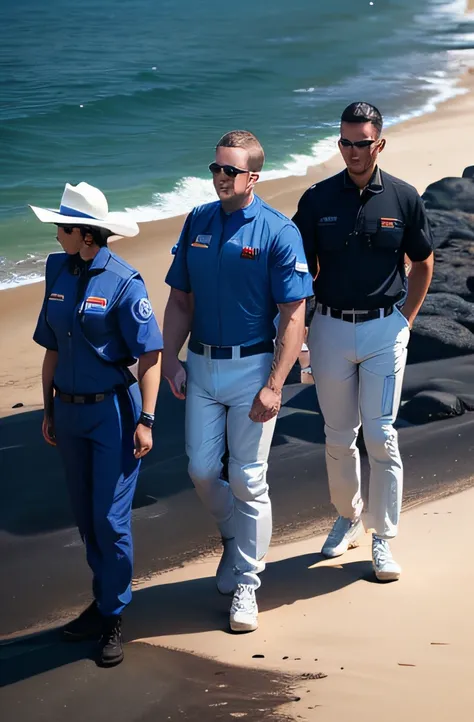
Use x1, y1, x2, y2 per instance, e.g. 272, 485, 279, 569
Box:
166, 195, 313, 346
34, 248, 163, 394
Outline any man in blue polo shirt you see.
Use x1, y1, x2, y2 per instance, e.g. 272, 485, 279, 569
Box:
163, 130, 313, 632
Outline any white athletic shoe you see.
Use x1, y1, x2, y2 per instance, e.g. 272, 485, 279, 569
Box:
372, 536, 401, 581
216, 537, 237, 595
321, 516, 363, 558
230, 584, 258, 632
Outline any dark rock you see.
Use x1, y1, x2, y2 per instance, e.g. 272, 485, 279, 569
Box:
11, 402, 24, 409
408, 316, 474, 363
400, 391, 464, 425
426, 209, 474, 249
252, 654, 265, 659
429, 240, 474, 302
462, 166, 474, 179
422, 177, 474, 213
419, 293, 474, 332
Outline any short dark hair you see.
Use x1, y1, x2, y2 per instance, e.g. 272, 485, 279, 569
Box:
57, 224, 113, 247
216, 130, 265, 172
340, 102, 383, 136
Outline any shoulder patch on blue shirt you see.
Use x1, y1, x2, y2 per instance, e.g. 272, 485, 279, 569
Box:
295, 261, 309, 273
132, 297, 154, 323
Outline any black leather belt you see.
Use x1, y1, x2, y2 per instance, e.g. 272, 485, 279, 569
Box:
54, 387, 116, 404
319, 305, 393, 324
189, 338, 274, 360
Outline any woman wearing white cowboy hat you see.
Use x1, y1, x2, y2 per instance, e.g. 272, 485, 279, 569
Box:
32, 182, 163, 667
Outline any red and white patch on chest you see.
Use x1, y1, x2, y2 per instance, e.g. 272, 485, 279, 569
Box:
84, 296, 108, 310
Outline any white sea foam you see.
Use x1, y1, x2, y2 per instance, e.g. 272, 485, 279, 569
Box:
0, 273, 44, 291
123, 60, 471, 225
125, 134, 341, 224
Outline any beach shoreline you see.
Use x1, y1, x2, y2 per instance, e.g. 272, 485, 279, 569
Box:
1, 70, 473, 416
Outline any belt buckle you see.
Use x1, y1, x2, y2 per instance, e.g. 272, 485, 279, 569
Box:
201, 343, 212, 359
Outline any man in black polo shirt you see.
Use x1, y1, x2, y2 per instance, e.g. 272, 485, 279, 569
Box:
293, 102, 433, 581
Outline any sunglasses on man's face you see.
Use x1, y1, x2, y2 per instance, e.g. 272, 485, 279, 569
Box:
339, 138, 378, 149
208, 162, 250, 178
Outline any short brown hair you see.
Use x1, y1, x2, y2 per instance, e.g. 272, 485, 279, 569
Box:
216, 130, 265, 172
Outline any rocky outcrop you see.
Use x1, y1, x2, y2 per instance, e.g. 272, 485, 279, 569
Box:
408, 168, 474, 366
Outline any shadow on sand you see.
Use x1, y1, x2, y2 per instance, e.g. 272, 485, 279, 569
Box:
0, 550, 377, 688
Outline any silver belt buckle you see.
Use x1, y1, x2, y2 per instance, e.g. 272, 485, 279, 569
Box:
201, 343, 212, 359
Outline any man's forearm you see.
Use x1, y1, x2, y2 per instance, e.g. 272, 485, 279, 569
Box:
163, 290, 194, 361
401, 255, 434, 325
137, 350, 161, 415
267, 301, 305, 393
42, 349, 58, 416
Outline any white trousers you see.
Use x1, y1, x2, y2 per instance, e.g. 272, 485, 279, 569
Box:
185, 350, 276, 589
308, 307, 411, 539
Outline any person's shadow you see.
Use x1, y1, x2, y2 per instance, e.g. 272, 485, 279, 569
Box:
1, 550, 376, 688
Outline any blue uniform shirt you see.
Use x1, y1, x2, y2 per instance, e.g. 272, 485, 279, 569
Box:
166, 195, 313, 346
34, 247, 163, 395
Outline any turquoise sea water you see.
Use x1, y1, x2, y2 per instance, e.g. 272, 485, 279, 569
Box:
1, 0, 473, 287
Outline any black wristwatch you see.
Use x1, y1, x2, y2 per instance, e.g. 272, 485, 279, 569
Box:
138, 411, 155, 429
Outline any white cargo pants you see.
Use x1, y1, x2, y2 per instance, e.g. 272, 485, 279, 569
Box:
185, 350, 276, 589
308, 306, 411, 538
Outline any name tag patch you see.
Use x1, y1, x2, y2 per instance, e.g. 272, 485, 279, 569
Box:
191, 235, 212, 248
241, 246, 260, 260
380, 218, 404, 229
319, 216, 337, 224
49, 293, 64, 301
295, 261, 308, 273
84, 296, 108, 310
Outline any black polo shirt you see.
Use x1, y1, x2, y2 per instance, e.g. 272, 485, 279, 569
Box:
292, 167, 433, 310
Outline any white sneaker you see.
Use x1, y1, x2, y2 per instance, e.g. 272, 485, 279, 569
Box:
372, 536, 401, 581
230, 584, 258, 632
216, 537, 237, 595
321, 516, 363, 558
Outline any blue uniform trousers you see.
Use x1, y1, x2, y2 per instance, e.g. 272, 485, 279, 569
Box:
54, 384, 141, 617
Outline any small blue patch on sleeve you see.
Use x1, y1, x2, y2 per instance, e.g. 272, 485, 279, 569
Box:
132, 297, 154, 323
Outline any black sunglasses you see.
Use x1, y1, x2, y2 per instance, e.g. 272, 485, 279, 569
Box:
208, 162, 250, 178
339, 138, 378, 149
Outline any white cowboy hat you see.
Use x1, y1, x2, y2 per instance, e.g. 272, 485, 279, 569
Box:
29, 182, 139, 237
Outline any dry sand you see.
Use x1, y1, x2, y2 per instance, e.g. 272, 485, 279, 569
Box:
127, 486, 474, 722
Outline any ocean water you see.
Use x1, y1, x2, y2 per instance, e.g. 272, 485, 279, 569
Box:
1, 0, 474, 288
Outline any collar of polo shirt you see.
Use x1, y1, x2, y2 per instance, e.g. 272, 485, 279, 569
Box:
221, 195, 260, 219
343, 166, 384, 195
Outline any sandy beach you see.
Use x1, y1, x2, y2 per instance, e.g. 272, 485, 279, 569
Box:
127, 486, 474, 722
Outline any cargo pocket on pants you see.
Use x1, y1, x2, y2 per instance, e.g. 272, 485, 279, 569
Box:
381, 374, 396, 417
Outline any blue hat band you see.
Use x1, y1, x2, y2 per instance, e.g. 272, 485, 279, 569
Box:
59, 204, 98, 220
